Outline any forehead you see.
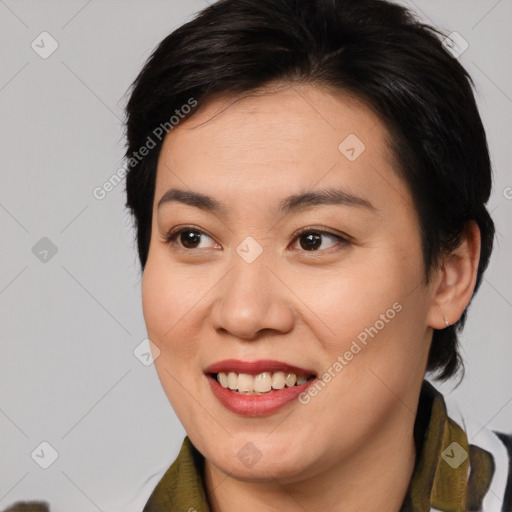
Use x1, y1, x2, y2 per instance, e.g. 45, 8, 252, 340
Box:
153, 83, 409, 216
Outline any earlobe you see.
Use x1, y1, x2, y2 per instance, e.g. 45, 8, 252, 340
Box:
426, 221, 481, 330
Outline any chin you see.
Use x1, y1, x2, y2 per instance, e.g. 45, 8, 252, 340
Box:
215, 453, 313, 483
199, 432, 321, 483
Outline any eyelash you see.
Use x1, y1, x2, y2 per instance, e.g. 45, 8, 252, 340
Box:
163, 225, 350, 254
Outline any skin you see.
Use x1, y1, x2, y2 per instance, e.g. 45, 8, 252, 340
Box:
141, 82, 481, 512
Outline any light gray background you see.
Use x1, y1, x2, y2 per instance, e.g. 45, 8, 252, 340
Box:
0, 1, 511, 511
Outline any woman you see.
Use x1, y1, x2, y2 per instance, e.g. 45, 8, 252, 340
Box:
122, 0, 511, 510
6, 0, 510, 511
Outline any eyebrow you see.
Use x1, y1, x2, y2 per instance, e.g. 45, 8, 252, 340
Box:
157, 186, 375, 215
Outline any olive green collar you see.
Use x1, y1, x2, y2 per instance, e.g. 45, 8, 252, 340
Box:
401, 380, 469, 511
143, 380, 493, 512
142, 432, 210, 512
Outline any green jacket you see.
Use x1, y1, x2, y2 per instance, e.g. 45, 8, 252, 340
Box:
142, 380, 511, 512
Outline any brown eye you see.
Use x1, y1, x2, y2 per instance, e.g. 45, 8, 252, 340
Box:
164, 227, 217, 250
299, 232, 322, 251
180, 230, 202, 249
291, 229, 349, 253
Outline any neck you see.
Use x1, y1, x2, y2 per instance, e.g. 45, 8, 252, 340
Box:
204, 405, 418, 512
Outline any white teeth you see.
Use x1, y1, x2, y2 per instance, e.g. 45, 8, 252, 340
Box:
271, 371, 285, 390
238, 373, 253, 393
227, 372, 237, 390
216, 371, 312, 393
254, 372, 272, 392
218, 372, 228, 388
285, 373, 297, 387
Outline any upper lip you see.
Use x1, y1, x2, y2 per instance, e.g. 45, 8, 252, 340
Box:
204, 359, 316, 376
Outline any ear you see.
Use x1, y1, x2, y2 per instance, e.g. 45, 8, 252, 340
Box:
426, 221, 481, 330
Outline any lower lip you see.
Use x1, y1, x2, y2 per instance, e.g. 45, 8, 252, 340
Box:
207, 374, 316, 416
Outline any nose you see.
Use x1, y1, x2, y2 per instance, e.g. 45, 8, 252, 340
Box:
210, 255, 295, 341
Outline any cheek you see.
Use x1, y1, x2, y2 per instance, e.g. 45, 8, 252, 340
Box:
302, 246, 429, 384
141, 258, 205, 421
297, 258, 409, 346
141, 257, 201, 368
141, 262, 173, 343
142, 252, 201, 337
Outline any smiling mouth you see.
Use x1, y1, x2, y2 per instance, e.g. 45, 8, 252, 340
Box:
210, 371, 316, 395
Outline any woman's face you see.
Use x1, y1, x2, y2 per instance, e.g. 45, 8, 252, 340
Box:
142, 83, 439, 482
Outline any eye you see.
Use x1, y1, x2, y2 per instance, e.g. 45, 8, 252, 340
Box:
163, 226, 350, 253
289, 227, 349, 252
164, 226, 219, 251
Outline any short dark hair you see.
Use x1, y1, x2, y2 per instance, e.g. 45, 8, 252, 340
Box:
124, 0, 495, 381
